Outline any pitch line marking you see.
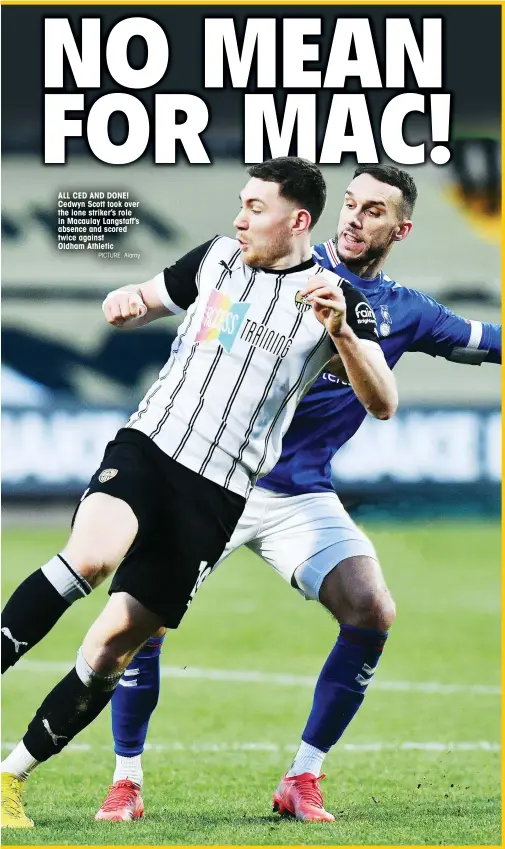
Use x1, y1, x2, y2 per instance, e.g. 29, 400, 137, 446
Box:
12, 660, 501, 696
1, 741, 501, 753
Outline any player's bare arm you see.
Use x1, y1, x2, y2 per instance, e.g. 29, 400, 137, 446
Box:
301, 276, 398, 420
102, 279, 173, 329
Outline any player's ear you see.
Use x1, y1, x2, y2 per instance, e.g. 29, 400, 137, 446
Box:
393, 220, 413, 242
293, 208, 312, 235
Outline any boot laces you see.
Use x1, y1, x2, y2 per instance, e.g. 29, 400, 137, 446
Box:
2, 777, 25, 818
295, 773, 326, 808
100, 779, 140, 812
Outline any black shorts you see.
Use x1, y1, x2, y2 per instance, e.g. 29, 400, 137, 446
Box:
75, 428, 245, 628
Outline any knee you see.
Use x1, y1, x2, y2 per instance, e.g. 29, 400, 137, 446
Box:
81, 643, 125, 677
352, 586, 396, 632
81, 594, 165, 676
81, 630, 141, 676
320, 558, 396, 633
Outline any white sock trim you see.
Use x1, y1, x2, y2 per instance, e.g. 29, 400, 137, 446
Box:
113, 755, 143, 786
75, 648, 122, 692
287, 740, 326, 777
41, 555, 91, 604
1, 742, 40, 781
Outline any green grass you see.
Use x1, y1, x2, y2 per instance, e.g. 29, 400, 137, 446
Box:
1, 520, 501, 845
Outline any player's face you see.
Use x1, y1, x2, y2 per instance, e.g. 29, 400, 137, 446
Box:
336, 173, 407, 265
233, 178, 300, 267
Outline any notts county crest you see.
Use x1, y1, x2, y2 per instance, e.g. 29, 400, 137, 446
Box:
98, 468, 118, 483
295, 291, 312, 314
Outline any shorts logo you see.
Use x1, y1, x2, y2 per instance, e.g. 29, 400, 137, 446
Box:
98, 468, 118, 483
187, 560, 213, 608
355, 301, 375, 324
196, 289, 250, 353
294, 290, 311, 314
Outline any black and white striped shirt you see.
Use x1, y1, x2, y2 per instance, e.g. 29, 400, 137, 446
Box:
127, 236, 379, 497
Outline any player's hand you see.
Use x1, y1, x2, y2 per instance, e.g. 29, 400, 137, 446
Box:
102, 288, 147, 327
300, 277, 349, 338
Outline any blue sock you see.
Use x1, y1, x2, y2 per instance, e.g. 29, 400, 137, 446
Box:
111, 635, 165, 757
302, 624, 387, 753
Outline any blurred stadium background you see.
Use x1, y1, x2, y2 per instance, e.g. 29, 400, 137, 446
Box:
2, 149, 501, 516
2, 4, 501, 516
1, 4, 501, 844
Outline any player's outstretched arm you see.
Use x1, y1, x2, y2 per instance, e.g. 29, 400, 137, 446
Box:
301, 276, 398, 420
102, 239, 220, 330
102, 279, 173, 330
408, 290, 502, 365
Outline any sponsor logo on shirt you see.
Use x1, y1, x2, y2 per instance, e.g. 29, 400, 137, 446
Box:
196, 289, 250, 353
355, 301, 375, 324
239, 319, 294, 358
197, 289, 298, 358
323, 371, 350, 387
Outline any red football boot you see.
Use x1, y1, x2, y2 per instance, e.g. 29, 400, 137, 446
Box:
95, 779, 144, 822
272, 772, 335, 822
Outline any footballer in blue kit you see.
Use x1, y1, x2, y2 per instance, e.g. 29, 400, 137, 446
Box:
96, 164, 501, 824
264, 237, 501, 498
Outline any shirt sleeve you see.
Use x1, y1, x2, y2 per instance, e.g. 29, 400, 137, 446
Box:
340, 279, 380, 345
408, 290, 502, 365
154, 238, 218, 313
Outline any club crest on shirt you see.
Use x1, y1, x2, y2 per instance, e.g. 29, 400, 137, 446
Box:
196, 289, 251, 353
294, 290, 312, 314
98, 468, 118, 483
379, 304, 392, 337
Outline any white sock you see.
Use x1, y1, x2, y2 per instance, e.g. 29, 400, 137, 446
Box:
287, 741, 326, 777
41, 554, 91, 604
113, 755, 143, 787
2, 742, 40, 781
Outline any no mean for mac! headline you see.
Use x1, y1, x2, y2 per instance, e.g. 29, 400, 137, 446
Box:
43, 14, 452, 167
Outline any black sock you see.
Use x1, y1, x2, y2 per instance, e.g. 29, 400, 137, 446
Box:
23, 657, 121, 762
1, 558, 90, 673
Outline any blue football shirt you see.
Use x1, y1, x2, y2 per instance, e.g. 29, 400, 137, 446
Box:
257, 239, 501, 496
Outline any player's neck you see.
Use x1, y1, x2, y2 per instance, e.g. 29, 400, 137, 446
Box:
334, 239, 391, 280
269, 240, 312, 270
344, 256, 385, 280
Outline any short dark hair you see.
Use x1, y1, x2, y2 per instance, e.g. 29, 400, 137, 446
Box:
353, 164, 418, 218
247, 157, 327, 229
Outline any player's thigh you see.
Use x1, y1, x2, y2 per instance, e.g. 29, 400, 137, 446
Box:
65, 493, 138, 580
110, 455, 246, 630
64, 430, 164, 583
254, 489, 377, 601
82, 591, 165, 674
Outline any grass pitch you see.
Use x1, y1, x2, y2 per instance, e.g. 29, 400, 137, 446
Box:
1, 519, 501, 845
